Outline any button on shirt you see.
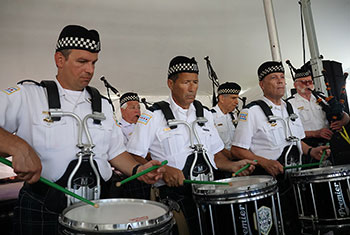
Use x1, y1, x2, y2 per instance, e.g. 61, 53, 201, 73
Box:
212, 105, 235, 150
127, 96, 224, 172
0, 80, 126, 182
119, 118, 135, 145
232, 97, 305, 160
288, 93, 328, 131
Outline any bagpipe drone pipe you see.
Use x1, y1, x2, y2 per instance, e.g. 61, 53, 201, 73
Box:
204, 56, 247, 112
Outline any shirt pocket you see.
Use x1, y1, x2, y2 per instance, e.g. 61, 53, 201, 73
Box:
156, 128, 184, 156
86, 120, 113, 155
32, 116, 70, 152
263, 123, 285, 146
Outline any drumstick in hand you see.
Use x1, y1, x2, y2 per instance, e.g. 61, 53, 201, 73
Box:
116, 160, 168, 187
233, 160, 258, 177
0, 157, 99, 208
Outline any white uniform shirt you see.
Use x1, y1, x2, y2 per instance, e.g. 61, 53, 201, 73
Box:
127, 96, 224, 172
119, 118, 135, 145
232, 97, 305, 160
0, 79, 126, 182
288, 93, 328, 131
212, 105, 235, 150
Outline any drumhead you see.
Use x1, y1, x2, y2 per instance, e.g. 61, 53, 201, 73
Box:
59, 198, 173, 232
291, 164, 350, 182
192, 176, 277, 204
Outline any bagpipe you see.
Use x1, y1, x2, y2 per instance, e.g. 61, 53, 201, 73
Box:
286, 60, 347, 123
204, 56, 247, 110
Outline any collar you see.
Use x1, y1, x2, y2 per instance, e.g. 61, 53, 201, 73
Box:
55, 78, 89, 104
213, 105, 225, 116
262, 96, 286, 111
168, 94, 196, 115
119, 118, 133, 127
295, 93, 316, 103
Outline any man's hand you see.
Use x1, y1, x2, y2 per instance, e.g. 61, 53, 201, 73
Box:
163, 165, 185, 187
315, 128, 333, 140
310, 145, 331, 160
259, 158, 283, 177
231, 159, 257, 176
137, 160, 164, 184
11, 140, 42, 184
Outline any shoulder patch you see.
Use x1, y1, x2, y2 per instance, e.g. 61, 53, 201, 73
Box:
2, 86, 20, 95
239, 112, 248, 121
137, 113, 152, 125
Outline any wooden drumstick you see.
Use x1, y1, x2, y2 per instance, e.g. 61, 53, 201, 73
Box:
0, 157, 99, 208
116, 160, 168, 187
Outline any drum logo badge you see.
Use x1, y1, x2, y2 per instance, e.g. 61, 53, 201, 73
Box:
333, 181, 350, 217
257, 206, 272, 235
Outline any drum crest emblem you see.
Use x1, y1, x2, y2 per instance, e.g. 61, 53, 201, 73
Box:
257, 206, 272, 235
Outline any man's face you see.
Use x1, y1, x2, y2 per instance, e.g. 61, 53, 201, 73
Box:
168, 72, 199, 109
259, 72, 285, 100
121, 101, 141, 124
219, 94, 239, 113
55, 49, 98, 91
294, 75, 314, 96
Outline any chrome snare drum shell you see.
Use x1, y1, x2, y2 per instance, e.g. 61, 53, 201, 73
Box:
58, 198, 174, 234
291, 164, 350, 183
192, 175, 278, 204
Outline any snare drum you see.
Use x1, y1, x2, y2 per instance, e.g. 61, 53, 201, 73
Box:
58, 198, 174, 234
192, 176, 284, 235
291, 165, 350, 227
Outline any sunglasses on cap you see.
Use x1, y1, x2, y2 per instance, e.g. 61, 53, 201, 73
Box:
296, 80, 313, 86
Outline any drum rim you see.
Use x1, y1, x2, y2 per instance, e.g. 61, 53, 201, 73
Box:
291, 164, 350, 182
59, 198, 173, 232
192, 175, 277, 201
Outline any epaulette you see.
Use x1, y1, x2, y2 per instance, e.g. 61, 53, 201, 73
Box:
285, 95, 295, 101
210, 109, 216, 113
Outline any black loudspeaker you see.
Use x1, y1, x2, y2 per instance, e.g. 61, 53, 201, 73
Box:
302, 60, 349, 113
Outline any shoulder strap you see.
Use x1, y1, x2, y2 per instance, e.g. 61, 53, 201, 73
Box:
85, 86, 102, 124
152, 101, 177, 129
285, 100, 296, 121
193, 100, 204, 127
40, 80, 61, 121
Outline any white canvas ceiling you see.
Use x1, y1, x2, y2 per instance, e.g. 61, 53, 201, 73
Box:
1, 0, 349, 103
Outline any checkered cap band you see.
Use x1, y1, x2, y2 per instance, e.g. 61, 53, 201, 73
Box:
258, 63, 284, 81
120, 94, 139, 107
56, 37, 100, 52
294, 70, 311, 80
218, 88, 240, 95
168, 63, 199, 77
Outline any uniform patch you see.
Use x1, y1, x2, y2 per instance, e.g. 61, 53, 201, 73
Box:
239, 112, 248, 121
138, 113, 152, 125
2, 86, 20, 95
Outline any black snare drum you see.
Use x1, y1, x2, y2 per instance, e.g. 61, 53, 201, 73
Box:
58, 198, 174, 234
291, 165, 350, 228
192, 176, 284, 235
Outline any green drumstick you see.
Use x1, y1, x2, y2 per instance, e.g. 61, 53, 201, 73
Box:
0, 157, 99, 208
233, 160, 258, 177
116, 160, 168, 187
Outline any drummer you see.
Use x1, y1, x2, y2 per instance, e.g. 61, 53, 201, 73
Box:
231, 61, 330, 177
230, 61, 330, 233
127, 55, 256, 234
0, 25, 164, 235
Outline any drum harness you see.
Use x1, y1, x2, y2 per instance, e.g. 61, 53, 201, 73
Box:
149, 100, 215, 183
18, 80, 106, 207
246, 100, 303, 169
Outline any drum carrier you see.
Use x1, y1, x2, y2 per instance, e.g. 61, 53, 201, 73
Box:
149, 100, 214, 182
18, 80, 106, 206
